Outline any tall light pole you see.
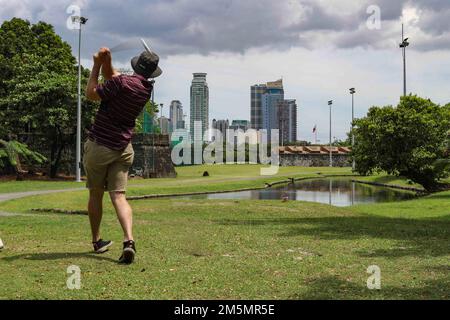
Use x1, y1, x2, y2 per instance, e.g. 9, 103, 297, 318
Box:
349, 88, 356, 171
399, 24, 410, 96
72, 16, 88, 182
159, 103, 164, 133
328, 100, 333, 167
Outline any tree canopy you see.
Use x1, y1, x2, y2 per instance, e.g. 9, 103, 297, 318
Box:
352, 95, 450, 191
0, 18, 98, 177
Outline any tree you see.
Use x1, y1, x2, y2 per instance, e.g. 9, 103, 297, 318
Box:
332, 138, 351, 147
352, 95, 450, 192
0, 18, 98, 177
135, 100, 160, 133
0, 139, 46, 174
434, 134, 450, 172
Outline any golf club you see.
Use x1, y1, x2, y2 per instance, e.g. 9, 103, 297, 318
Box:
109, 40, 139, 53
140, 38, 154, 54
109, 38, 154, 55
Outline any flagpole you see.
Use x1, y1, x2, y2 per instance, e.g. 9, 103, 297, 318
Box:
313, 125, 317, 145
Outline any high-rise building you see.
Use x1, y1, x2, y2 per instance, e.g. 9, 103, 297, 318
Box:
278, 99, 298, 145
190, 73, 209, 141
250, 84, 267, 130
170, 100, 185, 132
230, 120, 250, 131
251, 79, 284, 134
262, 79, 284, 141
212, 119, 229, 135
251, 79, 299, 143
159, 116, 170, 134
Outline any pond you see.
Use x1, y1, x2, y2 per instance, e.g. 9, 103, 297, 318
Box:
180, 178, 418, 207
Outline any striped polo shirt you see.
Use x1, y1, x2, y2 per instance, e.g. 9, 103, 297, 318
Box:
89, 74, 152, 151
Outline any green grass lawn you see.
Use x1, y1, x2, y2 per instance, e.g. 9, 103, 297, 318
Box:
0, 165, 352, 196
0, 165, 449, 300
354, 174, 424, 190
354, 173, 450, 191
0, 180, 84, 194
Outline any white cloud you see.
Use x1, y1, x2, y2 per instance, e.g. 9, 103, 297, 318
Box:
1, 0, 449, 143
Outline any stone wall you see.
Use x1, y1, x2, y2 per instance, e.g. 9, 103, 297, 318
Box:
280, 153, 350, 167
131, 133, 177, 178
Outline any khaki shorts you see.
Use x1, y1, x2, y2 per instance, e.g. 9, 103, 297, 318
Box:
83, 139, 134, 192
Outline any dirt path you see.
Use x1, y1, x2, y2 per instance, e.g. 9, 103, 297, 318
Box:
0, 189, 84, 217
0, 188, 84, 204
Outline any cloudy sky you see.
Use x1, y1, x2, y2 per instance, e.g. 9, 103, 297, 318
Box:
1, 0, 449, 142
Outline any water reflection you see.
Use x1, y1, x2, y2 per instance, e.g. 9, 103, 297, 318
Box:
182, 178, 417, 207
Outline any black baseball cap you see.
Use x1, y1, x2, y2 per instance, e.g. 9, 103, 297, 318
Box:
131, 51, 162, 79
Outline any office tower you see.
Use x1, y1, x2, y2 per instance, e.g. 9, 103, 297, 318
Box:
170, 100, 185, 132
230, 120, 250, 131
278, 99, 298, 145
212, 119, 230, 135
250, 84, 267, 130
251, 79, 284, 135
159, 116, 170, 134
261, 79, 284, 140
190, 73, 209, 141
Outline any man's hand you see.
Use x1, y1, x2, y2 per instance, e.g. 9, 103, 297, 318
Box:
99, 47, 120, 80
99, 47, 111, 62
93, 52, 103, 66
93, 47, 111, 66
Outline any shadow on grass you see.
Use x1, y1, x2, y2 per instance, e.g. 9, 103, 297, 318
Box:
214, 215, 450, 258
291, 275, 450, 300
368, 175, 417, 186
422, 193, 450, 200
2, 252, 117, 263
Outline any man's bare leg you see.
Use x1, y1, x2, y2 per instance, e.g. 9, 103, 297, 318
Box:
110, 192, 134, 242
88, 189, 105, 242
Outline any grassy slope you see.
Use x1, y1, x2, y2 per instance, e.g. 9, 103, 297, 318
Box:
0, 180, 84, 194
0, 177, 449, 299
0, 165, 352, 196
355, 174, 450, 191
354, 174, 424, 190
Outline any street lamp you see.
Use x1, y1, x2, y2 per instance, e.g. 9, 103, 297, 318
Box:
399, 24, 410, 97
72, 16, 88, 182
159, 103, 164, 133
160, 103, 164, 118
349, 88, 356, 171
328, 100, 333, 167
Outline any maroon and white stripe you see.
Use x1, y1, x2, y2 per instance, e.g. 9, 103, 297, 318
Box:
89, 74, 152, 151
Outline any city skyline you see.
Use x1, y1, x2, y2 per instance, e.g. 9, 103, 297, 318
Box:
3, 1, 448, 143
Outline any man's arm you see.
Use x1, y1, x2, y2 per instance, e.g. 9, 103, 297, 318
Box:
85, 52, 102, 101
100, 48, 121, 81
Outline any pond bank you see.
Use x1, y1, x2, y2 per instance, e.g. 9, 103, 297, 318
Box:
127, 174, 421, 202
351, 179, 426, 193
127, 174, 356, 201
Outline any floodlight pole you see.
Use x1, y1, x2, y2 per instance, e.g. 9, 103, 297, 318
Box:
75, 16, 87, 182
403, 26, 406, 96
400, 24, 410, 97
328, 100, 333, 167
159, 103, 164, 133
350, 88, 356, 171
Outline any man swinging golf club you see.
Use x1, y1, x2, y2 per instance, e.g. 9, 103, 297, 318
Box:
85, 44, 162, 264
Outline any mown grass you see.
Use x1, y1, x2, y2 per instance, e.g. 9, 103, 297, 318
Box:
0, 177, 449, 299
0, 165, 352, 196
354, 174, 424, 190
0, 180, 84, 194
354, 173, 450, 191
